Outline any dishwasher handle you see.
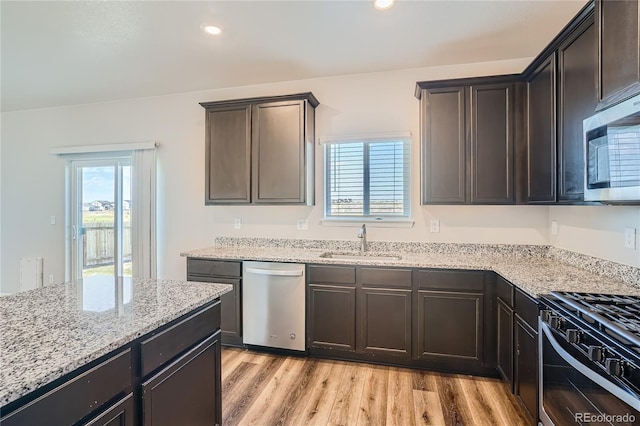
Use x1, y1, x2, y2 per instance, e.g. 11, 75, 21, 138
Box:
245, 267, 304, 277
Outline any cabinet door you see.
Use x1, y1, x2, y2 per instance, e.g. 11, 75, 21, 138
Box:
470, 83, 514, 204
219, 278, 242, 346
496, 299, 514, 388
597, 0, 640, 108
308, 284, 356, 351
515, 318, 538, 421
83, 393, 135, 426
415, 290, 483, 362
142, 332, 221, 426
558, 17, 597, 202
187, 275, 242, 346
205, 105, 251, 204
421, 87, 466, 204
527, 53, 557, 203
357, 287, 411, 359
252, 100, 305, 203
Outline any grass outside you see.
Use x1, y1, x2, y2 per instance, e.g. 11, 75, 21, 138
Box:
83, 210, 131, 224
83, 262, 133, 277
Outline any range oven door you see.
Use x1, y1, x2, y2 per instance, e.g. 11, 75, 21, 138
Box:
539, 320, 640, 426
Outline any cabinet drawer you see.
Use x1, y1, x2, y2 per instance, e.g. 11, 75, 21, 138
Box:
418, 269, 484, 291
1, 349, 131, 426
84, 393, 135, 426
496, 275, 514, 307
360, 268, 412, 288
187, 258, 241, 277
515, 288, 539, 330
308, 265, 356, 284
140, 301, 221, 377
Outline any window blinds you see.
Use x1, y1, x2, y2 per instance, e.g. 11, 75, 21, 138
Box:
324, 137, 410, 218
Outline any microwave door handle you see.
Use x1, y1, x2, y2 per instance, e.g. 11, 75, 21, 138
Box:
540, 320, 640, 411
245, 267, 303, 277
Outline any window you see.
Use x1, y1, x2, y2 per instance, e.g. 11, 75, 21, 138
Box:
324, 134, 410, 220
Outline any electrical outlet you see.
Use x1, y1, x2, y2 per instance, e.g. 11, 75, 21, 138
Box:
49, 274, 54, 284
430, 219, 440, 233
296, 219, 308, 230
551, 220, 558, 236
233, 218, 242, 230
50, 215, 56, 225
624, 228, 636, 249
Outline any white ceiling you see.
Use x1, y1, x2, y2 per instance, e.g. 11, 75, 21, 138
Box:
1, 0, 588, 112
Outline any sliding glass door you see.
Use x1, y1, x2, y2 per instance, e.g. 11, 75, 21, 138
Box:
69, 158, 132, 280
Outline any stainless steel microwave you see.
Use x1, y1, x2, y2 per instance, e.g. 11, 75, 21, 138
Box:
584, 94, 640, 202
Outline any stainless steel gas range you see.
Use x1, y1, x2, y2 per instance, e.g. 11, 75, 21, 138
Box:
539, 292, 640, 426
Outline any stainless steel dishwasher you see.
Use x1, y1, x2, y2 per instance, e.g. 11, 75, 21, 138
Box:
242, 261, 305, 351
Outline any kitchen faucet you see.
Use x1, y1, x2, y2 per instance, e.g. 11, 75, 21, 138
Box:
358, 224, 367, 252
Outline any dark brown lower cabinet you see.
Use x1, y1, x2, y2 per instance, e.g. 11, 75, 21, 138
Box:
496, 298, 514, 387
307, 265, 412, 363
0, 349, 132, 426
415, 290, 484, 363
142, 332, 222, 426
186, 258, 243, 346
84, 393, 135, 426
357, 287, 411, 359
189, 276, 242, 346
1, 300, 223, 426
308, 284, 356, 351
515, 317, 538, 422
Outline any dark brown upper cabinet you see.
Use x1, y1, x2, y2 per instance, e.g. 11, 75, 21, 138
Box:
200, 93, 319, 205
418, 86, 466, 204
558, 16, 597, 202
596, 0, 640, 110
526, 53, 557, 203
470, 84, 515, 204
204, 105, 252, 203
416, 77, 516, 205
523, 6, 595, 204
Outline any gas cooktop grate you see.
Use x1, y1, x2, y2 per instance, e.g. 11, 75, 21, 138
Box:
552, 292, 640, 343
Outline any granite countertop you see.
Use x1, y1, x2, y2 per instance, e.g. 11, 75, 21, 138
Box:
0, 277, 232, 406
182, 243, 640, 298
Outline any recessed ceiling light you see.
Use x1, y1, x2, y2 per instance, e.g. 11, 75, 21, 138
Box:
374, 0, 395, 10
203, 25, 222, 35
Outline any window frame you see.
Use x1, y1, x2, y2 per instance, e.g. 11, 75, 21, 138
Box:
322, 133, 411, 223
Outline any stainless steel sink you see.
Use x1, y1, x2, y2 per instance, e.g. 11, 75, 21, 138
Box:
319, 251, 402, 261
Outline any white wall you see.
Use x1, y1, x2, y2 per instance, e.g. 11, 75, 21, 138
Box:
550, 205, 640, 267
0, 113, 3, 294
1, 57, 631, 293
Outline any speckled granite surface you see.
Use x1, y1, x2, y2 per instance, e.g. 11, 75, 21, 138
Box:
0, 277, 232, 406
181, 237, 640, 297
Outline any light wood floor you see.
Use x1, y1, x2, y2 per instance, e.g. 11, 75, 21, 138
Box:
221, 347, 531, 426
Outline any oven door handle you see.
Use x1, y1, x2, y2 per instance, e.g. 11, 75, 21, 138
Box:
540, 320, 640, 411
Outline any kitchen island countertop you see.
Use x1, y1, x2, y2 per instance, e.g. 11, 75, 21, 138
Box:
182, 244, 640, 298
0, 277, 232, 406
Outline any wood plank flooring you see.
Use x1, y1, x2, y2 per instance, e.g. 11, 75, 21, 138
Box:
221, 347, 531, 426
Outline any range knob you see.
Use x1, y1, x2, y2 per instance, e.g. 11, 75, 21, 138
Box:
540, 310, 553, 323
565, 329, 582, 344
547, 315, 562, 330
605, 358, 623, 377
588, 346, 604, 362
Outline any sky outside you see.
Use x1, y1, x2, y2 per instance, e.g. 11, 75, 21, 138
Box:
82, 166, 131, 203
